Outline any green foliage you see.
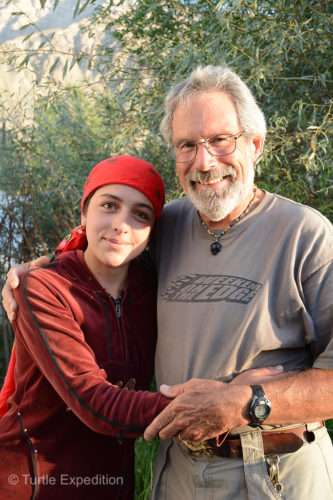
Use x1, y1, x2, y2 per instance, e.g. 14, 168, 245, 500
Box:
135, 437, 159, 499
1, 89, 111, 259
326, 419, 333, 439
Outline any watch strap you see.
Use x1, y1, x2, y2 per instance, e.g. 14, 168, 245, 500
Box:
250, 384, 265, 397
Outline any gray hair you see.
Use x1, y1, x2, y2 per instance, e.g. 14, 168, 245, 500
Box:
160, 65, 267, 145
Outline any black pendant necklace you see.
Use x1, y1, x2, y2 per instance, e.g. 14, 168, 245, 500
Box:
211, 241, 222, 255
198, 187, 257, 255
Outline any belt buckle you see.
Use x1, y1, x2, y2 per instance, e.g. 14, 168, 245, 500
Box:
179, 437, 214, 458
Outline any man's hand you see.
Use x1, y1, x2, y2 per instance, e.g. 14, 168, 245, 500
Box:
144, 378, 251, 442
145, 368, 333, 443
2, 256, 49, 321
145, 366, 302, 443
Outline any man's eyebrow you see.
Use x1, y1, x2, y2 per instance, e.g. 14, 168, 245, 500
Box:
173, 137, 194, 143
98, 194, 154, 212
173, 131, 236, 143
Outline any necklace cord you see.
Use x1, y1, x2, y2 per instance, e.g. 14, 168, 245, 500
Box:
198, 186, 257, 255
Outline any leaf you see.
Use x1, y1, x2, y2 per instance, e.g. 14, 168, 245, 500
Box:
48, 56, 60, 75
17, 54, 30, 68
78, 0, 92, 16
73, 0, 81, 19
69, 55, 78, 70
19, 24, 32, 31
23, 32, 34, 43
63, 59, 69, 79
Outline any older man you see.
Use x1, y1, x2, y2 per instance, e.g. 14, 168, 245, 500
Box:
143, 65, 333, 499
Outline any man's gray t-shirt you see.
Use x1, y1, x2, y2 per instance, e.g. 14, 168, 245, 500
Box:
154, 191, 333, 388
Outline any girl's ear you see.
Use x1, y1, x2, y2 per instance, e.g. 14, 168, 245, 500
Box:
81, 212, 87, 226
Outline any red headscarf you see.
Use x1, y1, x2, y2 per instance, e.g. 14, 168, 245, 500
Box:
81, 155, 165, 218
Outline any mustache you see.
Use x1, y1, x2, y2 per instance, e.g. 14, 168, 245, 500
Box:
186, 167, 237, 184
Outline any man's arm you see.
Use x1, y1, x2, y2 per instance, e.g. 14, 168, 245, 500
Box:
144, 368, 333, 442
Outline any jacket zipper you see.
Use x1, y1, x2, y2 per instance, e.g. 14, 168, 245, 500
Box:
111, 292, 126, 362
96, 291, 127, 362
113, 296, 122, 318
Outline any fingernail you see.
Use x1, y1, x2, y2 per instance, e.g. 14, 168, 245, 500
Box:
160, 384, 170, 393
274, 365, 284, 372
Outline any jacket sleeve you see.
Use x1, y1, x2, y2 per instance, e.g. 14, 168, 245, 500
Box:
13, 268, 170, 438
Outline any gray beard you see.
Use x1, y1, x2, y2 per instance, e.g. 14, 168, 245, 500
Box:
185, 163, 255, 222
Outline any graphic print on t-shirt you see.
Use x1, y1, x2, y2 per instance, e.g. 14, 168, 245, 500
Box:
162, 274, 262, 304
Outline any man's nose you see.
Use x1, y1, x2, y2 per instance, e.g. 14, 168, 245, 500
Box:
192, 142, 216, 171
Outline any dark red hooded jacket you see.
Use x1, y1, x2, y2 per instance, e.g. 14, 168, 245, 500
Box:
0, 250, 169, 499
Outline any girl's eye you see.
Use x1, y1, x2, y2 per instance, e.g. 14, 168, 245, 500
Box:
135, 210, 149, 221
102, 202, 117, 209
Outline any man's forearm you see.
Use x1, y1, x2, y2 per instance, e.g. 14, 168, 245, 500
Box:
144, 367, 333, 442
263, 367, 333, 424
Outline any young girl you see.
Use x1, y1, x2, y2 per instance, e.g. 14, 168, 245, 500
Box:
0, 155, 170, 499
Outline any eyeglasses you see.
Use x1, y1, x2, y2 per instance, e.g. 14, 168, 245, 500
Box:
168, 132, 244, 163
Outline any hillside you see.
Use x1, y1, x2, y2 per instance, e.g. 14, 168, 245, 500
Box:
0, 0, 109, 114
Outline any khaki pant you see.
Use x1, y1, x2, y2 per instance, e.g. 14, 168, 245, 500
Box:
151, 424, 333, 500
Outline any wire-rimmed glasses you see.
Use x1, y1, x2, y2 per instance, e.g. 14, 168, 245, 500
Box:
168, 132, 244, 163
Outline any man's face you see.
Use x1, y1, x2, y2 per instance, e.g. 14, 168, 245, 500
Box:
171, 91, 262, 223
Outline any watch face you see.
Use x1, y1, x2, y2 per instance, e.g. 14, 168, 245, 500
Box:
255, 403, 268, 418
250, 386, 271, 425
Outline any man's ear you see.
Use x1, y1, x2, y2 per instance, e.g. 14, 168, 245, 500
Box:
250, 136, 264, 163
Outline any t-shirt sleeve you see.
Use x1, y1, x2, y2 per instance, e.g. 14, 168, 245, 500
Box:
13, 269, 169, 438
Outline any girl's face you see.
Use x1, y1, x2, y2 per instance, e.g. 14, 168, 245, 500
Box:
81, 184, 155, 275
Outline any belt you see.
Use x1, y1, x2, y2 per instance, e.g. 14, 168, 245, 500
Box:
181, 424, 320, 459
211, 425, 316, 458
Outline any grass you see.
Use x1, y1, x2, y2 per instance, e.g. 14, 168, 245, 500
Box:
135, 437, 159, 500
325, 419, 333, 438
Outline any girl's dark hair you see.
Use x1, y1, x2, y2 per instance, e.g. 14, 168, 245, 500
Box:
82, 189, 97, 214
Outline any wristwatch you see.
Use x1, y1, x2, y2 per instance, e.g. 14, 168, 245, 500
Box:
249, 385, 271, 426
